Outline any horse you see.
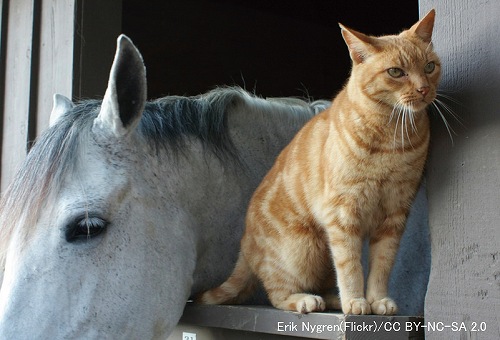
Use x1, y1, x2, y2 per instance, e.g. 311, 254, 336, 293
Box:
0, 35, 430, 338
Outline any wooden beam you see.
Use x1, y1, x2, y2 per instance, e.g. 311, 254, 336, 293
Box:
419, 2, 500, 339
0, 0, 122, 191
35, 0, 76, 136
0, 0, 35, 190
170, 304, 424, 339
0, 0, 8, 188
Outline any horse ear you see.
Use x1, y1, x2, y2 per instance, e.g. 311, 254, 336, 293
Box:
50, 94, 74, 127
94, 34, 147, 137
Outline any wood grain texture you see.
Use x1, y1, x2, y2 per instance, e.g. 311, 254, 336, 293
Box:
420, 1, 500, 339
173, 303, 424, 340
1, 0, 34, 191
0, 0, 121, 191
0, 0, 76, 190
35, 0, 75, 135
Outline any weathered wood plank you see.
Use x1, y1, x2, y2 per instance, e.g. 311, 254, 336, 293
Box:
0, 0, 35, 191
0, 0, 7, 186
419, 1, 500, 339
170, 304, 424, 340
35, 0, 75, 135
0, 0, 122, 191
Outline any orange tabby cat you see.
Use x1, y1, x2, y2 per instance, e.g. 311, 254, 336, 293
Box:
198, 10, 440, 315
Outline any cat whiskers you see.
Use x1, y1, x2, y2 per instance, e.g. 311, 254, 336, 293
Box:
389, 101, 417, 150
429, 92, 464, 145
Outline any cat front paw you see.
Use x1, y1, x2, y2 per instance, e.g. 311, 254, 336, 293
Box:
295, 295, 326, 314
342, 297, 371, 315
370, 297, 398, 315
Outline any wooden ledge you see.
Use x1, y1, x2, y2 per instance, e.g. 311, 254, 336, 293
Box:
169, 303, 424, 339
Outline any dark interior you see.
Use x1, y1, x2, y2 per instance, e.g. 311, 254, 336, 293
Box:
122, 0, 417, 100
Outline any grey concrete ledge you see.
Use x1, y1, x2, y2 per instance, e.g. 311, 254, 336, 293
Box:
175, 303, 424, 339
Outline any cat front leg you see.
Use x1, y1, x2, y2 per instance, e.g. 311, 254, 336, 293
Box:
326, 225, 371, 315
366, 211, 407, 315
257, 238, 330, 314
266, 291, 326, 314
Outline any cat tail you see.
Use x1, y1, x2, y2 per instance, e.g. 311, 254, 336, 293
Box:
196, 252, 257, 305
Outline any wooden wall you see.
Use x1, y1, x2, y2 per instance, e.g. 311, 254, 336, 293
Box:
0, 0, 40, 191
0, 0, 121, 191
0, 0, 76, 190
419, 1, 500, 339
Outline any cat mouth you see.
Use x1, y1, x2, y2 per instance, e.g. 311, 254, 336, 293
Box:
397, 95, 434, 113
403, 99, 431, 113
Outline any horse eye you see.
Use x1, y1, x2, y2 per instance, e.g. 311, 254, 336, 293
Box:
65, 215, 108, 242
387, 68, 405, 78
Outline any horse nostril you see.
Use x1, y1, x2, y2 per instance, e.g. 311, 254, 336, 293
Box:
417, 86, 430, 97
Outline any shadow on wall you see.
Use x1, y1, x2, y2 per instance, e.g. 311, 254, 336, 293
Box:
361, 182, 431, 316
389, 182, 430, 316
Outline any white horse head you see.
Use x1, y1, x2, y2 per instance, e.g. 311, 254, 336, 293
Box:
0, 35, 327, 338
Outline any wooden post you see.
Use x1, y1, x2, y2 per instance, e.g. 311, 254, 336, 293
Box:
419, 2, 500, 339
35, 0, 76, 136
0, 0, 36, 191
0, 0, 122, 191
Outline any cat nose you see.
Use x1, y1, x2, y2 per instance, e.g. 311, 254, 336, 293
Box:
417, 86, 430, 97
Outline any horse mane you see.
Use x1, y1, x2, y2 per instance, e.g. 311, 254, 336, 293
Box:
0, 87, 328, 269
140, 87, 245, 162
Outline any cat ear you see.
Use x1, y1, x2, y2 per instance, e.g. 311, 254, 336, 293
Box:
339, 24, 379, 64
409, 9, 435, 43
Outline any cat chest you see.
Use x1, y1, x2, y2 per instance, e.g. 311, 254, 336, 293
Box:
326, 152, 424, 215
334, 150, 424, 182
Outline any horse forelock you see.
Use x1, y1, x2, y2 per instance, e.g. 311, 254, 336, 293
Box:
0, 101, 98, 267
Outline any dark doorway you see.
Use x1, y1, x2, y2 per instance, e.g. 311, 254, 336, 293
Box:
122, 0, 417, 100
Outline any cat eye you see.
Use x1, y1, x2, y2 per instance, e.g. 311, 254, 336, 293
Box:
424, 62, 436, 74
387, 68, 405, 78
